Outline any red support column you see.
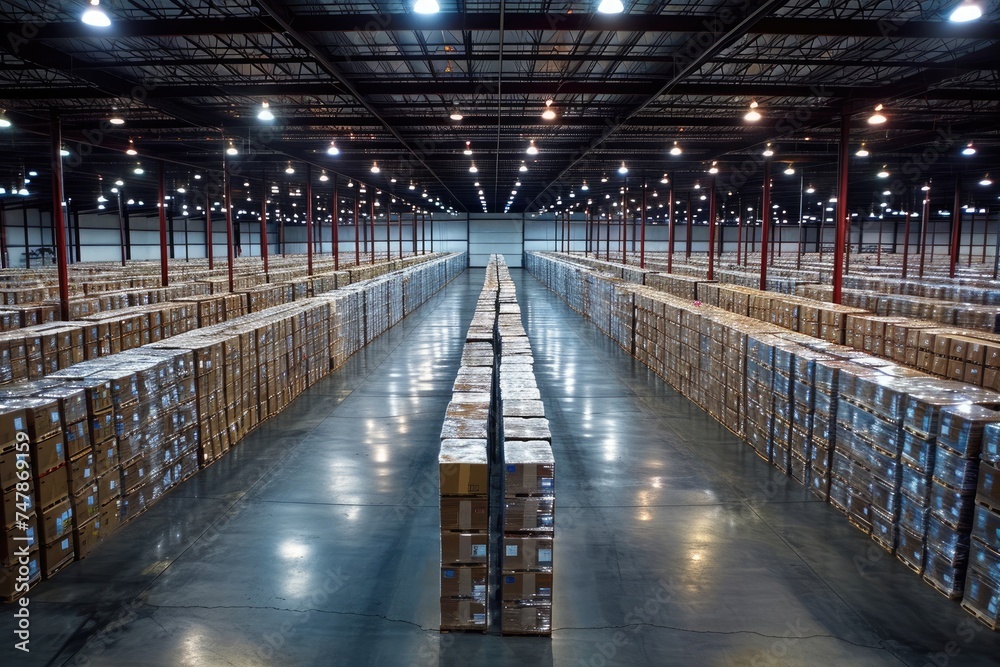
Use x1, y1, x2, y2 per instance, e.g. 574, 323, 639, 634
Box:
667, 180, 675, 273
206, 205, 214, 269
901, 191, 912, 279
949, 178, 962, 279
397, 201, 403, 259
919, 185, 930, 278
369, 195, 376, 265
421, 213, 426, 255
306, 164, 314, 276
49, 110, 70, 321
158, 160, 169, 287
260, 177, 269, 276
0, 201, 7, 269
736, 194, 744, 267
354, 196, 361, 265
832, 112, 850, 304
685, 193, 693, 260
224, 164, 235, 292
412, 208, 417, 256
620, 187, 627, 265
760, 161, 772, 291
640, 183, 647, 269
707, 176, 717, 281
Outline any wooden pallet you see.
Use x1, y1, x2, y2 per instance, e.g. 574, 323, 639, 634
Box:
923, 574, 965, 601
961, 601, 1000, 631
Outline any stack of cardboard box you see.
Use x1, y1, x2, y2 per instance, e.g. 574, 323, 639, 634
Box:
0, 406, 41, 600
963, 422, 1000, 628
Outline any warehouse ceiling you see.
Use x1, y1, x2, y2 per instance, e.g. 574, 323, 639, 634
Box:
0, 0, 997, 223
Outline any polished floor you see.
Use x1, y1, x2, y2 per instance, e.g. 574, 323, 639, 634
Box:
4, 268, 1000, 666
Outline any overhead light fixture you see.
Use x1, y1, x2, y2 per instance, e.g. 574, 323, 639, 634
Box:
762, 143, 774, 157
581, 181, 589, 191
542, 99, 557, 120
744, 100, 761, 122
347, 180, 354, 188
597, 0, 625, 14
618, 162, 628, 175
319, 170, 329, 182
115, 179, 124, 186
949, 0, 983, 22
226, 140, 238, 156
783, 164, 795, 175
855, 143, 870, 157
60, 146, 70, 157
125, 139, 137, 156
469, 163, 478, 173
805, 184, 815, 194
981, 173, 993, 186
81, 0, 111, 27
463, 141, 473, 156
660, 174, 669, 184
258, 101, 274, 121
877, 165, 890, 178
669, 141, 682, 156
868, 103, 887, 125
526, 140, 539, 155
921, 184, 931, 191
708, 162, 719, 174
449, 103, 463, 121
0, 111, 10, 129
133, 163, 144, 174
414, 0, 440, 14
371, 162, 380, 173
962, 142, 977, 156
285, 162, 295, 174
693, 182, 701, 190
408, 182, 416, 190
109, 109, 125, 125
327, 140, 340, 156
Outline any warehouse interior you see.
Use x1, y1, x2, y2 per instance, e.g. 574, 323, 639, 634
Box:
1, 0, 1000, 664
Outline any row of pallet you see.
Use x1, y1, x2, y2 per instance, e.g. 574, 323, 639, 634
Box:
439, 254, 554, 634
0, 255, 436, 386
0, 252, 466, 601
526, 251, 1000, 631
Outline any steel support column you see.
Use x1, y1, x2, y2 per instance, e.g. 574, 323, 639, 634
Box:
224, 164, 235, 292
832, 112, 850, 305
707, 176, 717, 281
640, 183, 647, 269
49, 110, 70, 321
306, 165, 314, 276
158, 160, 169, 287
760, 161, 772, 291
949, 178, 962, 279
261, 178, 269, 276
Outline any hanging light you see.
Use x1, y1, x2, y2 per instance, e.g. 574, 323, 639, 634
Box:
660, 174, 669, 184
526, 140, 539, 155
133, 163, 144, 174
0, 110, 10, 129
469, 163, 478, 173
463, 141, 473, 156
981, 173, 993, 186
60, 146, 70, 157
693, 182, 701, 190
226, 140, 238, 156
855, 143, 870, 157
81, 0, 111, 27
708, 161, 719, 174
519, 162, 528, 172
949, 0, 983, 22
542, 99, 557, 120
414, 0, 440, 14
962, 142, 977, 156
449, 103, 463, 121
783, 164, 795, 175
125, 139, 137, 156
347, 180, 354, 188
868, 103, 887, 125
744, 100, 761, 122
877, 165, 890, 178
618, 162, 628, 175
285, 162, 295, 174
109, 108, 125, 125
805, 184, 815, 194
597, 0, 625, 14
319, 170, 329, 182
921, 184, 931, 191
327, 141, 340, 156
258, 101, 274, 121
581, 181, 589, 191
371, 161, 380, 173
762, 142, 774, 157
669, 141, 682, 156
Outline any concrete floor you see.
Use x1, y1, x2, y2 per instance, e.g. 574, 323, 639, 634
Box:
3, 268, 1000, 666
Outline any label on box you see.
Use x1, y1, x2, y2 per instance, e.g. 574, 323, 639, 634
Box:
14, 417, 22, 430
541, 477, 554, 490
473, 585, 485, 597
472, 545, 486, 558
539, 587, 552, 595
51, 410, 59, 424
443, 569, 455, 579
506, 545, 518, 556
507, 465, 516, 473
61, 538, 69, 550
473, 614, 486, 623
539, 549, 552, 563
505, 575, 515, 584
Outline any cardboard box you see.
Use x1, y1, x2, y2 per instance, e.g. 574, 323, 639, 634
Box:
97, 470, 120, 506
503, 536, 553, 571
73, 516, 99, 559
42, 534, 74, 577
72, 483, 100, 523
0, 547, 39, 600
89, 409, 115, 446
501, 571, 553, 602
0, 516, 37, 565
94, 438, 118, 476
0, 407, 27, 450
978, 461, 1000, 511
503, 441, 555, 496
438, 439, 488, 496
0, 447, 28, 491
501, 602, 552, 635
65, 419, 91, 459
35, 467, 68, 509
441, 532, 489, 565
503, 497, 554, 533
439, 598, 486, 631
30, 432, 66, 476
39, 496, 73, 542
67, 449, 96, 494
6, 398, 61, 440
440, 497, 488, 532
99, 500, 120, 540
440, 566, 487, 598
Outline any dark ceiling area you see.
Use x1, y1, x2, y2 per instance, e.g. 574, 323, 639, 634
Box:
0, 0, 997, 226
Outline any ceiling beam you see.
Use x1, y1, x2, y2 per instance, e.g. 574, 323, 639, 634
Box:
4, 15, 995, 39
